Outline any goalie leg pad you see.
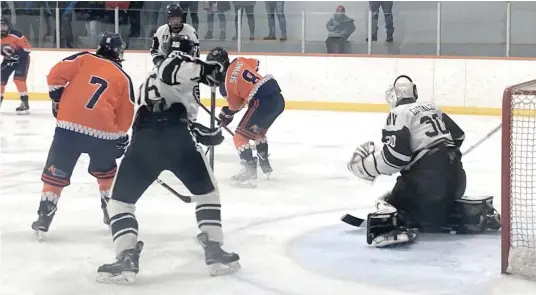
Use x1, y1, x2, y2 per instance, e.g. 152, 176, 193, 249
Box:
451, 195, 501, 233
366, 207, 417, 248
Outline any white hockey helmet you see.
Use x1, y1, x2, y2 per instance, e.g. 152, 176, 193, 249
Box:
385, 75, 418, 109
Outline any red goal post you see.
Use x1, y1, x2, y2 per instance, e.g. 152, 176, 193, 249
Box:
501, 80, 536, 280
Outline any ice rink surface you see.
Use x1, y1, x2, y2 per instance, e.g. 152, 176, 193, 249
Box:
1, 101, 535, 295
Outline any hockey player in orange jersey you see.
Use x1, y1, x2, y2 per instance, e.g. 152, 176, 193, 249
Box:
206, 47, 285, 186
0, 17, 32, 114
32, 32, 135, 239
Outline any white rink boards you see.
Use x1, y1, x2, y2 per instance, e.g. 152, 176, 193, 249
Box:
1, 101, 535, 295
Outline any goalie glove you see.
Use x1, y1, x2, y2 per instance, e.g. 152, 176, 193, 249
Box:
347, 141, 378, 181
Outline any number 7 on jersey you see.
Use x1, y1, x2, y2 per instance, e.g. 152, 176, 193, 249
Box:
86, 76, 109, 109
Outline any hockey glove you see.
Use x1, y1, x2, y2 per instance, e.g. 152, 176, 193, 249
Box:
116, 135, 130, 159
48, 86, 65, 101
197, 60, 224, 87
51, 101, 59, 118
218, 106, 236, 127
152, 55, 165, 67
347, 141, 377, 181
191, 122, 224, 146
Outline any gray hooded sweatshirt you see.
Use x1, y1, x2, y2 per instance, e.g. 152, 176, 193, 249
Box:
326, 14, 356, 39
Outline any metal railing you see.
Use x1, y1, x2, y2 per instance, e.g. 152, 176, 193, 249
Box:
2, 2, 534, 58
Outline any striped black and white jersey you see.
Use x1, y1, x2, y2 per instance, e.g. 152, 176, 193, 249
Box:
136, 52, 202, 121
364, 100, 465, 176
150, 24, 200, 64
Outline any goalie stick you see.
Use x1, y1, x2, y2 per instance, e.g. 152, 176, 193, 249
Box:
341, 124, 502, 228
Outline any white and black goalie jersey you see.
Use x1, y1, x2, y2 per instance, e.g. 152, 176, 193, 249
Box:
136, 52, 202, 122
370, 101, 465, 175
150, 24, 200, 63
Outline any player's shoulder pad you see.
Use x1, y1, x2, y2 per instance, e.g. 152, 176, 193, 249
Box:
8, 29, 25, 38
62, 51, 92, 61
91, 53, 136, 103
181, 24, 199, 42
384, 103, 414, 130
155, 24, 169, 36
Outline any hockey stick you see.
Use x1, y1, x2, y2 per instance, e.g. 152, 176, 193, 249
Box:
341, 213, 365, 227
461, 123, 501, 156
209, 87, 217, 169
197, 101, 235, 136
341, 124, 503, 228
156, 178, 192, 203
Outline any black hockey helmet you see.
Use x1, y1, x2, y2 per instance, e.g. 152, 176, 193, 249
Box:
96, 32, 126, 64
206, 47, 230, 71
163, 34, 195, 56
167, 4, 183, 33
0, 17, 11, 38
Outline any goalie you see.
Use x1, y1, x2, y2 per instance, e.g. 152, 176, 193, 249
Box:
348, 75, 501, 248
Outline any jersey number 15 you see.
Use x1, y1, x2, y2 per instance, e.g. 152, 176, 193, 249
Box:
420, 114, 448, 137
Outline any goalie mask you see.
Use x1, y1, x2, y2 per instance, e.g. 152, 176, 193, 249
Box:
385, 75, 418, 109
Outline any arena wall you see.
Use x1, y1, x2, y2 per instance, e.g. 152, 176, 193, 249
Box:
4, 50, 536, 116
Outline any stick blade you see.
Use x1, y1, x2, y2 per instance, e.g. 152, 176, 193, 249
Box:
341, 214, 365, 227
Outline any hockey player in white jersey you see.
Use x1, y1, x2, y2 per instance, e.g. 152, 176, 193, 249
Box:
96, 35, 240, 283
150, 3, 200, 66
348, 75, 500, 248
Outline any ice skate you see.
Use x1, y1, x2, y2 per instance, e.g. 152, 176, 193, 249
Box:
231, 158, 258, 188
257, 152, 273, 179
15, 100, 30, 115
31, 200, 57, 241
196, 233, 240, 276
96, 241, 144, 284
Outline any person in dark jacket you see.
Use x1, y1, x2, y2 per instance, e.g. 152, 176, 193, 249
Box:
325, 5, 355, 54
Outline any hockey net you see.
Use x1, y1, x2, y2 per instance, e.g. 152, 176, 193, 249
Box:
502, 80, 536, 280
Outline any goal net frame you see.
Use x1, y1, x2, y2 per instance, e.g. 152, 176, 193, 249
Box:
501, 79, 536, 279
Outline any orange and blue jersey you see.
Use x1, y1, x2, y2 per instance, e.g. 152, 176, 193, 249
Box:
47, 52, 135, 140
0, 29, 31, 60
219, 57, 281, 112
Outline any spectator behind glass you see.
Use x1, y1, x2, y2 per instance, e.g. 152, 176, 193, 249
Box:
15, 1, 44, 47
102, 1, 130, 49
58, 1, 77, 48
128, 1, 143, 38
77, 1, 105, 48
325, 5, 355, 54
368, 1, 394, 42
263, 1, 286, 41
204, 1, 231, 40
1, 1, 16, 24
232, 1, 255, 40
143, 1, 164, 37
179, 1, 199, 31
